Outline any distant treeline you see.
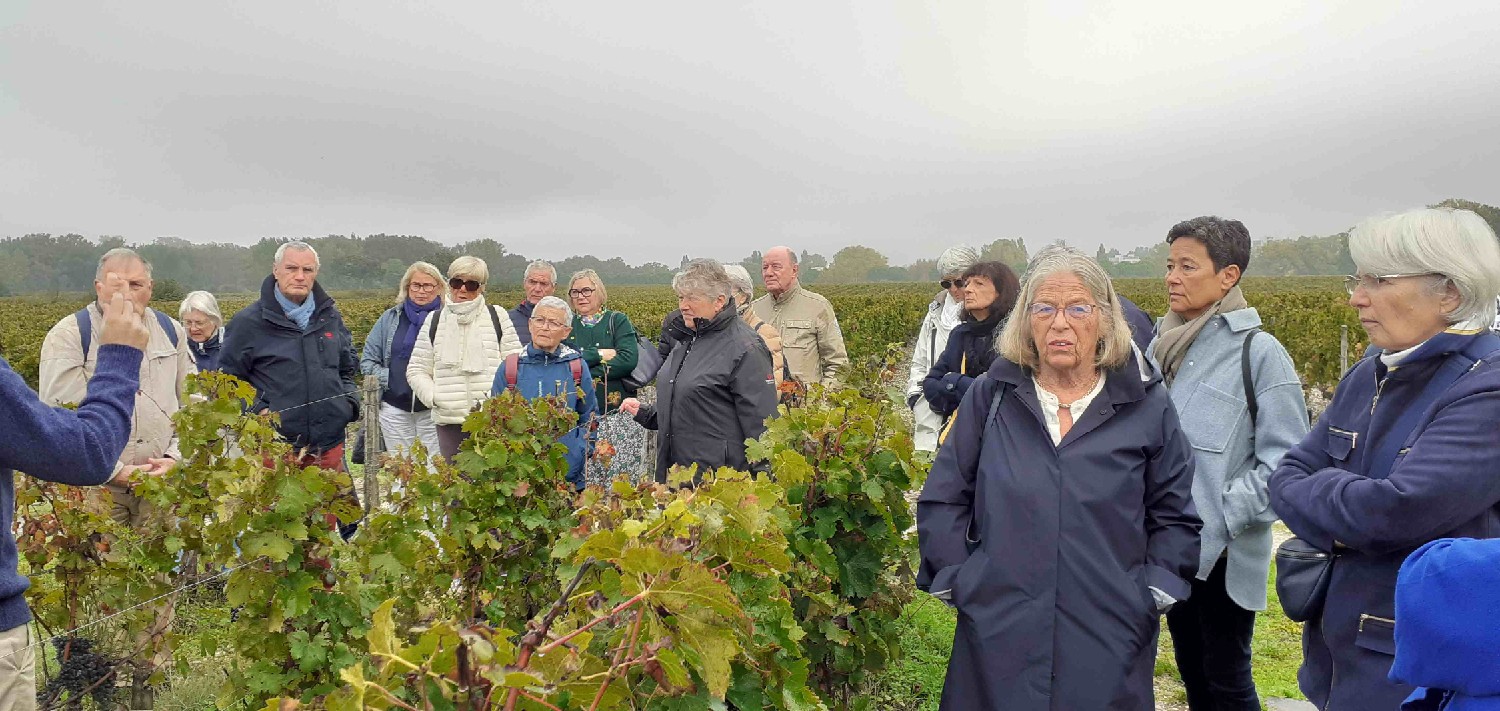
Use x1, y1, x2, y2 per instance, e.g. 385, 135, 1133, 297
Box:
3, 198, 1494, 295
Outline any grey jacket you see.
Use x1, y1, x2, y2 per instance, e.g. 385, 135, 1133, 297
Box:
360, 306, 400, 389
1149, 307, 1309, 610
634, 307, 778, 483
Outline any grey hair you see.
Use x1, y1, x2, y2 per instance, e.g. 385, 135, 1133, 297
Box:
1349, 207, 1500, 326
274, 241, 320, 267
396, 261, 444, 305
998, 245, 1134, 371
96, 247, 151, 281
722, 264, 756, 301
673, 259, 734, 304
525, 260, 558, 284
1166, 216, 1251, 282
937, 245, 980, 277
533, 295, 574, 324
178, 290, 223, 326
448, 255, 490, 285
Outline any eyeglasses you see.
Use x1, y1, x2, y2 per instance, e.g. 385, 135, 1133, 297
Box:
408, 282, 439, 293
530, 317, 569, 330
940, 278, 967, 290
1343, 273, 1442, 296
568, 287, 597, 298
182, 318, 215, 329
448, 277, 483, 292
1028, 303, 1098, 321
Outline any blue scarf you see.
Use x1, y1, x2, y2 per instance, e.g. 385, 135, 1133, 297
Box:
275, 288, 316, 331
394, 298, 442, 363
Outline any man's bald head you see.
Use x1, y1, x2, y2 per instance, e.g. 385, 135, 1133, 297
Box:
761, 246, 800, 297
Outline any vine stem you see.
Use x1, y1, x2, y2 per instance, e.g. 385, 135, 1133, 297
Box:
588, 605, 645, 711
503, 558, 596, 711
368, 681, 425, 711
536, 590, 648, 656
518, 690, 564, 711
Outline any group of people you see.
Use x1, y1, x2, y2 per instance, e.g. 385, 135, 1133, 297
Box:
916, 207, 1500, 710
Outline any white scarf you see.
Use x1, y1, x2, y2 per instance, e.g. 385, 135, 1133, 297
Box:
936, 293, 965, 332
1380, 315, 1492, 368
440, 296, 491, 374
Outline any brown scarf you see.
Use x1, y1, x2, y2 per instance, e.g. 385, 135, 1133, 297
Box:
1151, 285, 1250, 386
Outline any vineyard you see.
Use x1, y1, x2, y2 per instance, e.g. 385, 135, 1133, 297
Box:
2, 277, 1365, 709
0, 277, 1364, 390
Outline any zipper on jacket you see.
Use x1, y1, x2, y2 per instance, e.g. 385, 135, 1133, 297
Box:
1358, 613, 1395, 632
1328, 426, 1359, 451
1370, 376, 1389, 415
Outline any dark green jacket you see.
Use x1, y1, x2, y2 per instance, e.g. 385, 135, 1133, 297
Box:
567, 309, 639, 407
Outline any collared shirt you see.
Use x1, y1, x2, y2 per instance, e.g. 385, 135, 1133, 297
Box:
1034, 374, 1106, 446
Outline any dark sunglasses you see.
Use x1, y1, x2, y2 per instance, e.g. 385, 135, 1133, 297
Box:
940, 278, 968, 289
448, 277, 482, 292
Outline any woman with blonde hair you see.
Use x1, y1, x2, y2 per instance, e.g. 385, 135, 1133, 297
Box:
407, 256, 522, 460
565, 268, 646, 484
361, 261, 445, 459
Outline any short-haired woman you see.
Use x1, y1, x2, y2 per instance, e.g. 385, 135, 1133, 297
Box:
1151, 216, 1309, 711
566, 269, 647, 484
179, 290, 225, 371
406, 256, 523, 461
493, 295, 597, 490
1270, 208, 1500, 710
361, 261, 445, 460
907, 245, 979, 452
921, 260, 1020, 428
620, 259, 778, 484
918, 245, 1201, 709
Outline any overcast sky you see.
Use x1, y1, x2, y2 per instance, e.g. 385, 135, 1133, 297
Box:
3, 2, 1497, 267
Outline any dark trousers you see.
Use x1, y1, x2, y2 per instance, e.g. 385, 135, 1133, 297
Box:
436, 423, 469, 461
1166, 556, 1261, 711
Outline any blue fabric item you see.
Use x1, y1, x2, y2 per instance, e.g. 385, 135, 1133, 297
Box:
1392, 538, 1500, 710
916, 349, 1201, 709
491, 343, 597, 489
189, 330, 223, 371
274, 286, 316, 331
1269, 329, 1500, 711
77, 307, 178, 355
1118, 295, 1157, 354
509, 300, 535, 346
396, 298, 441, 364
1, 344, 142, 632
220, 276, 360, 454
1146, 307, 1309, 611
921, 309, 1004, 419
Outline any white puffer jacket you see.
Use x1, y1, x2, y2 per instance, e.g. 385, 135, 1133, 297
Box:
406, 297, 523, 425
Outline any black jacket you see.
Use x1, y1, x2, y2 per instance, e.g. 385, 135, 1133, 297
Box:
635, 307, 777, 483
921, 310, 1004, 419
220, 276, 360, 454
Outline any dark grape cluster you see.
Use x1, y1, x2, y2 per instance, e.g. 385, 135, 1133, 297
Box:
38, 637, 117, 711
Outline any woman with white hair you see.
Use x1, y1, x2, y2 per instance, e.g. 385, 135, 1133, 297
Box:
1269, 207, 1500, 711
906, 246, 978, 451
361, 261, 445, 460
178, 290, 225, 371
918, 245, 1200, 709
407, 256, 522, 460
723, 264, 787, 387
620, 259, 777, 484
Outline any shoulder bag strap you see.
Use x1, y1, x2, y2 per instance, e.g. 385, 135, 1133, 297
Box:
1241, 327, 1261, 426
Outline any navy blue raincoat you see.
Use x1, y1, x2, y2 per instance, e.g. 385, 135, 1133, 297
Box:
918, 352, 1201, 710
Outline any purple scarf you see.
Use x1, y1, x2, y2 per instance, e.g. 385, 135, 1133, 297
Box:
394, 297, 442, 363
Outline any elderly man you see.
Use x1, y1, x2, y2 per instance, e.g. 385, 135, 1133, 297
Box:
509, 260, 557, 347
40, 248, 195, 524
220, 242, 360, 489
1, 279, 148, 706
751, 246, 849, 386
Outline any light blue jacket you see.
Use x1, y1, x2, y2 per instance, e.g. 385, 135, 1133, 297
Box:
1149, 307, 1309, 610
360, 305, 401, 389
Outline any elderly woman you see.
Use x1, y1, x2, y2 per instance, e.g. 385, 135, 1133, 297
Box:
620, 259, 777, 483
361, 261, 445, 460
906, 246, 979, 451
565, 269, 646, 484
917, 245, 1201, 710
1268, 208, 1500, 711
921, 260, 1020, 428
723, 264, 786, 386
1150, 217, 1309, 711
492, 296, 597, 490
407, 256, 523, 460
178, 290, 225, 371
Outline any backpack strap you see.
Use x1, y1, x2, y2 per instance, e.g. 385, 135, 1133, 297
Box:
152, 309, 178, 348
75, 308, 93, 360
428, 308, 442, 342
569, 358, 584, 386
489, 305, 506, 344
1241, 327, 1261, 426
503, 353, 521, 391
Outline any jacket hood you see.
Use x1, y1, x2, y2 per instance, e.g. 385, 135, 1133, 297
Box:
987, 343, 1159, 406
520, 343, 582, 364
665, 305, 738, 340
1390, 537, 1500, 697
257, 274, 337, 327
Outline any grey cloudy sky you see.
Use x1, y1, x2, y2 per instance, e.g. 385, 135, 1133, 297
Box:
3, 2, 1497, 267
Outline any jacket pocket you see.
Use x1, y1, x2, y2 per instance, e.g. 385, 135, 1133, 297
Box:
1354, 614, 1395, 656
1180, 383, 1244, 453
1325, 426, 1358, 463
780, 319, 817, 350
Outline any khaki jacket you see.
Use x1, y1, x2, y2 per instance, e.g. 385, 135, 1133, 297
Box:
750, 283, 849, 385
740, 306, 786, 386
39, 302, 195, 480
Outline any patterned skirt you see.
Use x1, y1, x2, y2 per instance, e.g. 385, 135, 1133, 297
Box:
585, 410, 648, 486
